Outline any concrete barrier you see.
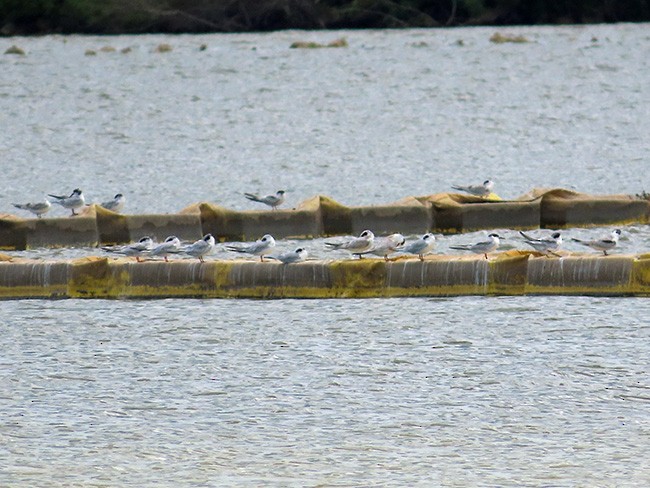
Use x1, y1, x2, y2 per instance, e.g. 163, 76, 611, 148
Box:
96, 205, 204, 245
424, 193, 540, 233
522, 188, 650, 228
1, 252, 648, 299
1, 190, 648, 249
195, 197, 323, 241
0, 211, 99, 250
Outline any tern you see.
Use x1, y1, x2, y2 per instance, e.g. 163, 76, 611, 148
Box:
149, 236, 181, 262
102, 236, 153, 262
48, 188, 85, 216
244, 190, 285, 210
226, 234, 276, 262
100, 193, 126, 213
398, 233, 437, 261
325, 230, 375, 258
359, 233, 405, 261
572, 229, 621, 256
450, 233, 503, 259
268, 247, 308, 264
451, 180, 494, 197
183, 234, 216, 262
12, 199, 51, 218
520, 231, 562, 256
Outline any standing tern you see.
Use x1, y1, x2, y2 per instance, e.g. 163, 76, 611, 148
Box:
398, 233, 437, 261
244, 190, 285, 210
572, 229, 621, 256
149, 236, 181, 262
48, 188, 85, 216
451, 180, 494, 197
359, 233, 405, 260
450, 233, 503, 259
100, 193, 126, 213
520, 231, 562, 255
102, 236, 153, 262
183, 234, 216, 262
226, 234, 276, 262
12, 199, 51, 218
325, 230, 375, 258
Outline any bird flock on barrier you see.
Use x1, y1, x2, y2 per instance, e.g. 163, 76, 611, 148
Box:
7, 182, 626, 263
97, 227, 623, 264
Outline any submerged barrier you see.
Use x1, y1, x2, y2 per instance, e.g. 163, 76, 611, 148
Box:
1, 251, 649, 299
1, 189, 648, 249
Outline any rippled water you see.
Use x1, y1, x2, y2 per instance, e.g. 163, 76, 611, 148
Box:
2, 24, 650, 486
1, 24, 649, 214
2, 298, 650, 486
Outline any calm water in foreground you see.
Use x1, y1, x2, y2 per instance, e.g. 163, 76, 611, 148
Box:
1, 24, 649, 486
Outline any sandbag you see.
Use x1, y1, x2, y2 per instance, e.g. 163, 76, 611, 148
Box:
520, 189, 650, 228
198, 198, 322, 241
424, 193, 541, 233
349, 196, 433, 235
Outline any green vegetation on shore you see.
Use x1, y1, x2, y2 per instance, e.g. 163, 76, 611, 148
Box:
1, 0, 649, 35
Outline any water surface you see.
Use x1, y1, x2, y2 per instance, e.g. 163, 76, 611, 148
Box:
2, 298, 649, 486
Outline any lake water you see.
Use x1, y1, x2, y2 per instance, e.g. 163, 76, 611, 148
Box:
2, 298, 650, 486
1, 24, 650, 486
1, 25, 649, 212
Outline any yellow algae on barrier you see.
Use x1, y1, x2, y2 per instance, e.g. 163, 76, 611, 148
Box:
0, 254, 649, 299
330, 259, 386, 297
68, 257, 129, 298
487, 251, 530, 295
630, 254, 650, 295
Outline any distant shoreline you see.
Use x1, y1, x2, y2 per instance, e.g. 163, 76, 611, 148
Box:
2, 0, 649, 36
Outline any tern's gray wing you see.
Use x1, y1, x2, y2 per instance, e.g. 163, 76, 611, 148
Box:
519, 231, 538, 241
470, 240, 494, 252
451, 185, 469, 192
361, 237, 389, 253
14, 202, 50, 213
276, 252, 301, 264
247, 241, 272, 254
186, 241, 210, 255
227, 242, 262, 254
150, 242, 176, 256
101, 199, 119, 211
449, 244, 472, 250
344, 237, 371, 251
404, 240, 429, 254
